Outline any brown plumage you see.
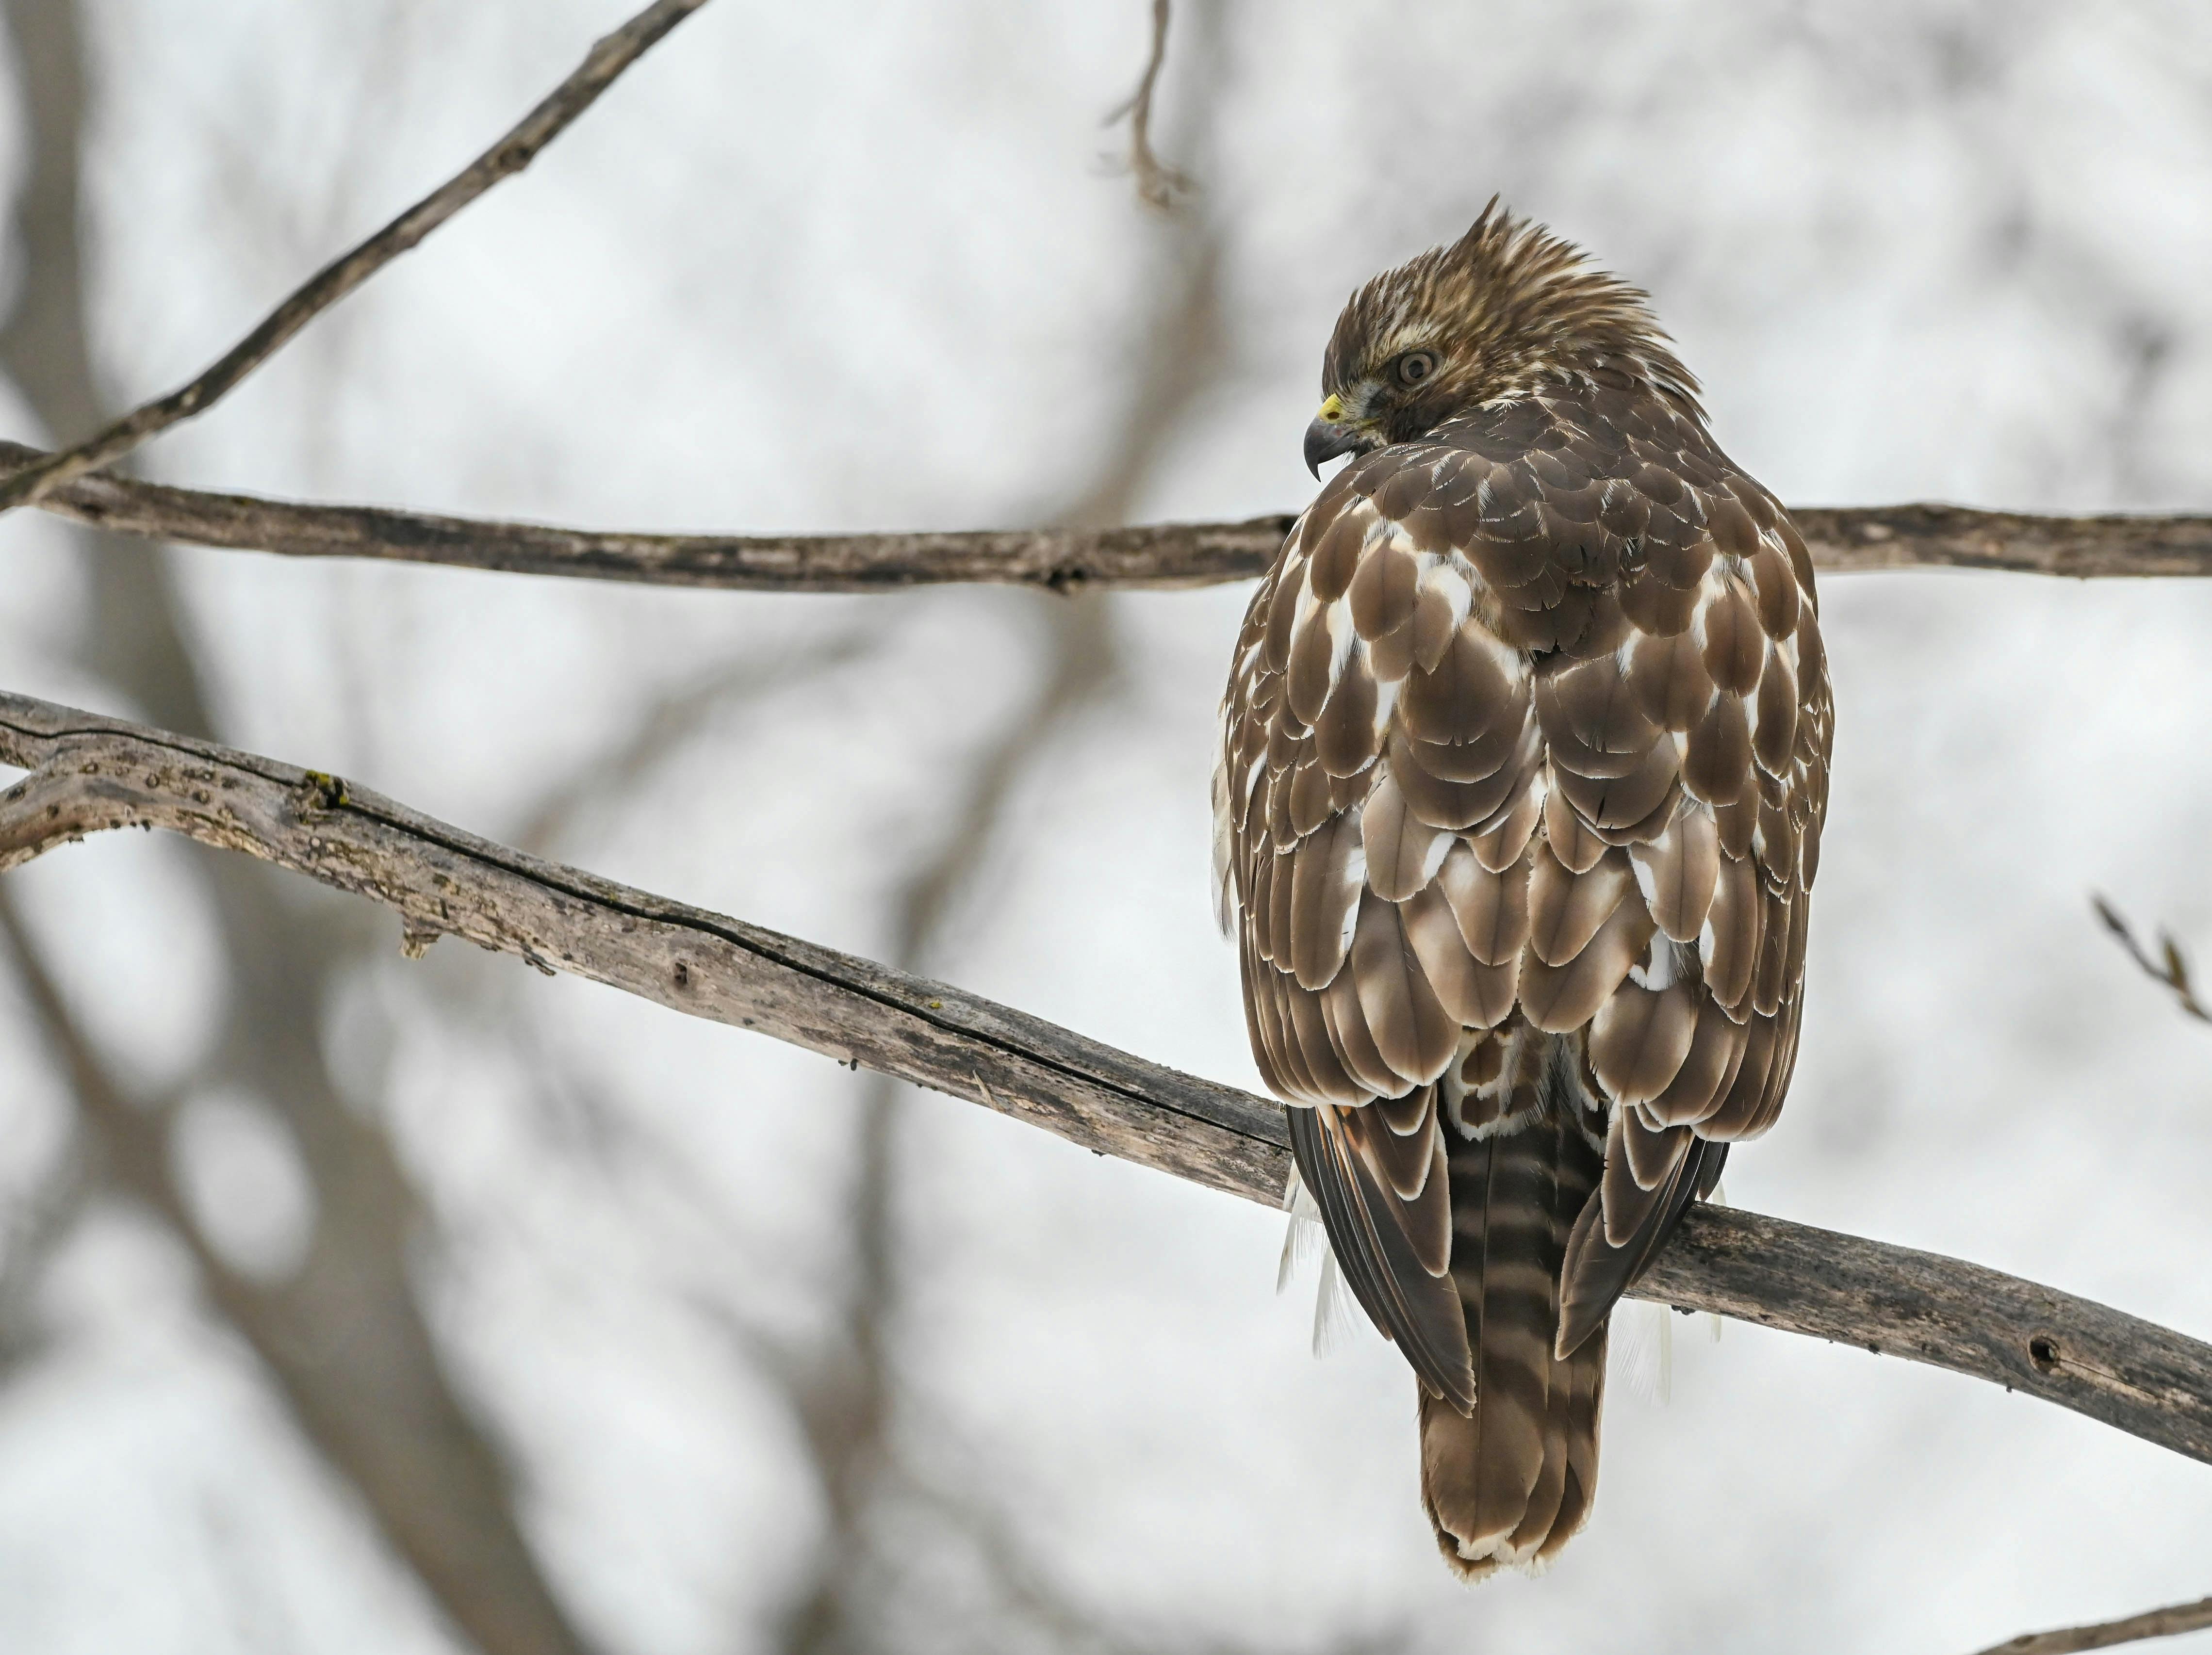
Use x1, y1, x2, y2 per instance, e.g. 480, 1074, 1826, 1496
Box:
1215, 203, 1832, 1580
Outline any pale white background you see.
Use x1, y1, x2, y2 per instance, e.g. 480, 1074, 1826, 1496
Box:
2, 2, 2211, 1651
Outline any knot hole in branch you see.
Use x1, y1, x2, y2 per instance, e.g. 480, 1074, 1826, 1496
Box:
298, 769, 349, 812
2027, 1333, 2062, 1374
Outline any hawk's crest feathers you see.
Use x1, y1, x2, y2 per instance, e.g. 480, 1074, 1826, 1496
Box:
1321, 200, 1704, 448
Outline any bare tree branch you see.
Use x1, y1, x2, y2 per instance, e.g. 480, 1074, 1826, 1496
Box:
1972, 1592, 2212, 1655
0, 0, 714, 515
1104, 0, 1191, 211
0, 4, 606, 1645
8, 687, 2212, 1471
0, 882, 602, 1655
2093, 896, 2212, 1026
781, 48, 1242, 1645
12, 440, 2212, 587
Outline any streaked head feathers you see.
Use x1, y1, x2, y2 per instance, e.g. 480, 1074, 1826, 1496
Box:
1318, 201, 1702, 450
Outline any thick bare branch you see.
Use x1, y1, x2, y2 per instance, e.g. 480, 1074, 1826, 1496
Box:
5, 689, 2212, 1471
0, 0, 712, 514
1973, 1593, 2212, 1655
12, 440, 2212, 586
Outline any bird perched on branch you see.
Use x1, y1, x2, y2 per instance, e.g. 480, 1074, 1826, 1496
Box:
1214, 203, 1831, 1577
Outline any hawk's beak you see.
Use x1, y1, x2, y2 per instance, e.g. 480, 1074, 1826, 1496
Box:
1304, 394, 1363, 478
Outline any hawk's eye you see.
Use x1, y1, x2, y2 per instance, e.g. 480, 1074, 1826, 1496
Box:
1396, 350, 1439, 387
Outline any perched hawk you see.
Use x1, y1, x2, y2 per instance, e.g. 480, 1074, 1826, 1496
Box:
1214, 204, 1831, 1578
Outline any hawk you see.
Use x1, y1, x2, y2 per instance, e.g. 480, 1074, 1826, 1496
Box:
1214, 204, 1831, 1578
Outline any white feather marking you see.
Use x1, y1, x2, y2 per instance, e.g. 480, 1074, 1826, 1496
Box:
1427, 563, 1475, 628
1617, 1299, 1675, 1406
1336, 841, 1369, 961
1325, 598, 1356, 684
1627, 844, 1661, 909
1630, 935, 1691, 991
1277, 1199, 1323, 1295
1465, 1103, 1543, 1142
1418, 827, 1454, 887
1277, 1164, 1366, 1357
1210, 761, 1235, 933
1372, 677, 1401, 738
1312, 1251, 1361, 1357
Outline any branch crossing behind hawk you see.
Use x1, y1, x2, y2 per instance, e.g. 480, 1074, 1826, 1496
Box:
1214, 202, 1833, 1579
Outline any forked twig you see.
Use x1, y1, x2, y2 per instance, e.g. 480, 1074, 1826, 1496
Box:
0, 0, 715, 515
1104, 0, 1191, 210
2092, 895, 2212, 1025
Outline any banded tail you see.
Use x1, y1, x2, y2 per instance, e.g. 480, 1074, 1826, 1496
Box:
1418, 1051, 1608, 1578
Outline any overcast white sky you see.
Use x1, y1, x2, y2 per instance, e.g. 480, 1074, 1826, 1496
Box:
3, 3, 2212, 1652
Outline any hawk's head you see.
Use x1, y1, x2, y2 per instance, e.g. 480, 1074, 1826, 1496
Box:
1304, 200, 1701, 475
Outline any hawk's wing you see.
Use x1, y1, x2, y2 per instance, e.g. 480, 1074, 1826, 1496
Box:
1216, 388, 1831, 1389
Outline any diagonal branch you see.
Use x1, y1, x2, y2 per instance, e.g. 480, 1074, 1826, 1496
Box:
5, 686, 2212, 1470
10, 438, 2212, 585
0, 0, 714, 515
1972, 1592, 2212, 1655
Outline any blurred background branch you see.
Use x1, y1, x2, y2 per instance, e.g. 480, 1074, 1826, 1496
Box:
0, 0, 712, 514
1104, 0, 1191, 212
0, 1, 605, 1649
5, 0, 2212, 1650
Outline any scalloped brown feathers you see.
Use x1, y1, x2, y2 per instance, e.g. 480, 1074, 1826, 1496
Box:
1220, 209, 1830, 1582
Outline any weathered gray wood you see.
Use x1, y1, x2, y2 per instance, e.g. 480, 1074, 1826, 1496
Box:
1640, 1206, 2212, 1465
2, 444, 1290, 591
1792, 502, 2212, 580
9, 439, 2211, 589
5, 687, 2211, 1470
1970, 1591, 2212, 1655
0, 691, 1286, 1205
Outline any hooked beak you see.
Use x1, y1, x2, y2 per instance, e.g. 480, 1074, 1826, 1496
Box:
1303, 393, 1367, 478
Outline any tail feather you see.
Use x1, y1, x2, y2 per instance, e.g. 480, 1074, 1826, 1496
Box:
1419, 1050, 1608, 1578
1541, 1340, 1606, 1564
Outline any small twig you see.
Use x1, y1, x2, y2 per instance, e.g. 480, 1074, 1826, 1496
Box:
1104, 0, 1191, 211
0, 0, 714, 515
1971, 1591, 2212, 1655
6, 687, 2212, 1470
2093, 895, 2212, 1025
